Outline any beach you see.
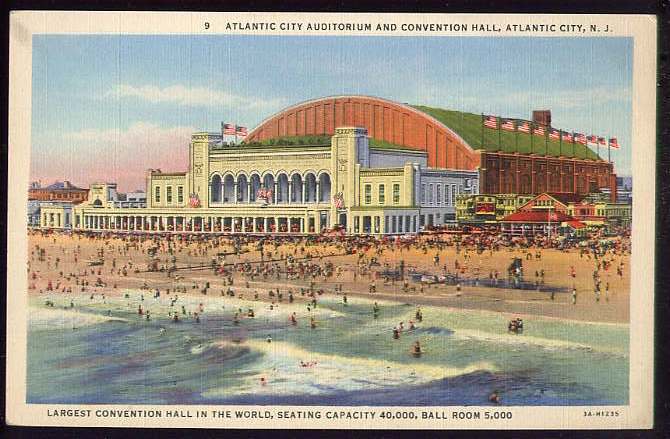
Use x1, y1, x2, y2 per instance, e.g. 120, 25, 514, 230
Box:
25, 230, 631, 405
27, 230, 630, 324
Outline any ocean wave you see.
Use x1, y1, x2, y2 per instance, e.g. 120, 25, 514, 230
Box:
454, 328, 595, 351
201, 339, 497, 398
29, 307, 127, 330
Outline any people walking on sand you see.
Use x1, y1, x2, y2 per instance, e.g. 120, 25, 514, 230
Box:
572, 287, 577, 305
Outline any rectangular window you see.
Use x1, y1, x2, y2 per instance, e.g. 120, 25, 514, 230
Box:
398, 216, 403, 232
378, 184, 385, 204
428, 184, 434, 204
436, 185, 441, 204
364, 184, 372, 204
451, 185, 456, 206
166, 186, 173, 203
420, 184, 426, 203
178, 186, 184, 203
155, 186, 161, 203
393, 184, 400, 204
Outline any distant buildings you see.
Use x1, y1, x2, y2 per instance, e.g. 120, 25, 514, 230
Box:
29, 180, 88, 204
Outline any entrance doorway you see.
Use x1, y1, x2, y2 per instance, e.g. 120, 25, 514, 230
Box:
339, 213, 347, 229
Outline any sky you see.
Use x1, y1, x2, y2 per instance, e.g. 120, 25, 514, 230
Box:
30, 35, 633, 192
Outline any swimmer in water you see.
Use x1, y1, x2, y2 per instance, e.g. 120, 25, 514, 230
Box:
489, 390, 501, 404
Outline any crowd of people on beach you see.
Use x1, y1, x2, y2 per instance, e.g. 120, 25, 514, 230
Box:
26, 227, 631, 403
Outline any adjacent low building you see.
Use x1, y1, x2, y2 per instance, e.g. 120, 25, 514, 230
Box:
499, 210, 585, 237
29, 180, 88, 204
39, 201, 74, 229
455, 194, 534, 224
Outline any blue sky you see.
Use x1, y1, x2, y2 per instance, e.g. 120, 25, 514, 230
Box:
31, 35, 633, 191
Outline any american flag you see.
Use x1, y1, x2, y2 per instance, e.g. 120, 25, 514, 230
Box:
598, 137, 607, 145
517, 121, 530, 133
483, 115, 498, 129
236, 126, 248, 137
333, 192, 344, 209
575, 133, 587, 145
501, 119, 516, 131
533, 126, 545, 136
188, 193, 201, 208
609, 137, 620, 149
256, 188, 273, 201
562, 132, 574, 143
588, 135, 598, 144
222, 123, 236, 135
549, 129, 560, 140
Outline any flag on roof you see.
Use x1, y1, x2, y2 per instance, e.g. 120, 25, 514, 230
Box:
518, 121, 530, 133
222, 123, 236, 135
575, 133, 587, 145
598, 137, 607, 145
549, 129, 560, 140
533, 125, 545, 136
236, 126, 248, 137
483, 115, 498, 129
501, 119, 516, 131
588, 135, 598, 144
609, 137, 620, 149
562, 132, 574, 143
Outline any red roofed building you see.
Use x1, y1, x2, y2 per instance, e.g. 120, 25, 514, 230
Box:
500, 209, 585, 236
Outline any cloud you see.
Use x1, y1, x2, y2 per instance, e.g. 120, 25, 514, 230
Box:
32, 122, 196, 192
106, 84, 287, 110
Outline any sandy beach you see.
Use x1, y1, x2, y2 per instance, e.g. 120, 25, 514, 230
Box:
27, 230, 630, 324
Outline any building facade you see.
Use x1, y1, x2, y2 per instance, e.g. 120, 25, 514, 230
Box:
39, 201, 74, 229
29, 180, 88, 204
245, 95, 617, 200
70, 127, 478, 235
456, 194, 534, 224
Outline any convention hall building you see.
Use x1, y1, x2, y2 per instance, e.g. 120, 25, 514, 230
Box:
49, 95, 617, 236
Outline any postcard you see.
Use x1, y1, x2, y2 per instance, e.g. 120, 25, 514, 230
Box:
6, 11, 656, 429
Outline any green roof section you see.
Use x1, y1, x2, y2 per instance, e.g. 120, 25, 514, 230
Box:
412, 105, 602, 161
238, 135, 419, 152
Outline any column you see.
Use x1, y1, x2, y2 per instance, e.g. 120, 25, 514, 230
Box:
302, 181, 306, 203
300, 217, 305, 233
273, 182, 278, 204
234, 183, 239, 204
316, 182, 321, 203
247, 182, 252, 203
253, 217, 258, 232
274, 217, 279, 233
288, 181, 293, 205
241, 217, 246, 232
264, 217, 269, 233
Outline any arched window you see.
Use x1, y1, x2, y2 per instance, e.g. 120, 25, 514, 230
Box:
291, 174, 303, 203
318, 173, 331, 203
249, 175, 261, 202
262, 174, 276, 203
237, 174, 248, 203
210, 175, 222, 203
304, 173, 317, 203
276, 174, 289, 203
223, 175, 235, 203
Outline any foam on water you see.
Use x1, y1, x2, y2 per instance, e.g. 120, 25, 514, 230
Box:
29, 307, 127, 330
454, 328, 594, 351
202, 339, 497, 398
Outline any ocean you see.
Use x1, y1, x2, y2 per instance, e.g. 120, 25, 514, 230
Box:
27, 291, 629, 406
